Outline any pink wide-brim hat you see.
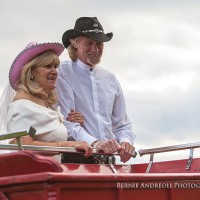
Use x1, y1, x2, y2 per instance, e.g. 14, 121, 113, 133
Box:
9, 41, 64, 90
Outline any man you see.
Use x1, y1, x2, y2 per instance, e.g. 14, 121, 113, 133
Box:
56, 17, 135, 163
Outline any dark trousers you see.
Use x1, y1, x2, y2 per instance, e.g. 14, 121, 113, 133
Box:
61, 153, 116, 164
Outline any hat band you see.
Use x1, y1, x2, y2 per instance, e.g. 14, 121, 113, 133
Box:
82, 28, 104, 34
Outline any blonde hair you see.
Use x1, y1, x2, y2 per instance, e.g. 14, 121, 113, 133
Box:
17, 51, 60, 105
67, 38, 80, 61
68, 44, 77, 61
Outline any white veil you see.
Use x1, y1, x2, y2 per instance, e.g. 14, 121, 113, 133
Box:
0, 83, 16, 153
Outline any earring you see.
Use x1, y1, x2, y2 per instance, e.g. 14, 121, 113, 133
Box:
30, 75, 34, 80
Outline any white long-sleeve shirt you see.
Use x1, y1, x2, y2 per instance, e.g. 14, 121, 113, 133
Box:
56, 59, 135, 145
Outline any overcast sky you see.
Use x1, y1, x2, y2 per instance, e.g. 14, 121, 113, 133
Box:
1, 0, 200, 164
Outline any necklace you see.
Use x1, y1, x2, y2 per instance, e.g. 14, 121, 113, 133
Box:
41, 99, 55, 110
34, 95, 51, 109
41, 99, 49, 108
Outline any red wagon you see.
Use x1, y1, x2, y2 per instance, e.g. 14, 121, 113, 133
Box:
0, 129, 200, 200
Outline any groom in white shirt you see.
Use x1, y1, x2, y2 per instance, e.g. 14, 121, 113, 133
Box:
56, 17, 135, 163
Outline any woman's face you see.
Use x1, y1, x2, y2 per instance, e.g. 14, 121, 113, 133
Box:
32, 63, 58, 93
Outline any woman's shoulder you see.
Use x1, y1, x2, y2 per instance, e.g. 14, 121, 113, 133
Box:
11, 92, 41, 110
12, 91, 33, 102
12, 91, 44, 107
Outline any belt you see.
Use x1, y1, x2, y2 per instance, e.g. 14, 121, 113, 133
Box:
61, 153, 116, 164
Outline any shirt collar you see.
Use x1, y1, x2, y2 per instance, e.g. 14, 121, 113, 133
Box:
76, 59, 96, 72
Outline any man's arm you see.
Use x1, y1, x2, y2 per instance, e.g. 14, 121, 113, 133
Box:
111, 78, 136, 162
111, 79, 136, 144
56, 75, 97, 145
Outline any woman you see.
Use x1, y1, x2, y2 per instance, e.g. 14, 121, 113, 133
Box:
6, 41, 92, 161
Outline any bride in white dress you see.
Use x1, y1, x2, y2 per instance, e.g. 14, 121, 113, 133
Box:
2, 41, 92, 161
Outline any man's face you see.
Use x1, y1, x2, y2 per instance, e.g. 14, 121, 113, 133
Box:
75, 36, 104, 67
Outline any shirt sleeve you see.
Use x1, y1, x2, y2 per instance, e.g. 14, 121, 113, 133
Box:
111, 78, 136, 145
56, 72, 98, 145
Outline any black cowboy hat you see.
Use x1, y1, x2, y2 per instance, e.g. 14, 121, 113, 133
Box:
62, 17, 113, 48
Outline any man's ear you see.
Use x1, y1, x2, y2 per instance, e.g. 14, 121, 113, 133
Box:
73, 43, 78, 48
70, 39, 79, 48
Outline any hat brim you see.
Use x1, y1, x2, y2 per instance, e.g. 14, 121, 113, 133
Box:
62, 29, 113, 48
9, 42, 64, 90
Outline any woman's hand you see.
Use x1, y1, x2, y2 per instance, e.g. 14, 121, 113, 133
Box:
67, 109, 84, 127
70, 141, 93, 157
61, 141, 93, 157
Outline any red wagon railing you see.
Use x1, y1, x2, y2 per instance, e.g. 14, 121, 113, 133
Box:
1, 129, 200, 200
